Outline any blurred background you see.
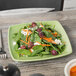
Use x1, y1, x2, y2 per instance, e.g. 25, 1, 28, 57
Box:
64, 0, 76, 11
0, 0, 75, 15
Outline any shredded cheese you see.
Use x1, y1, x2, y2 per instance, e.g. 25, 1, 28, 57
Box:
54, 39, 62, 45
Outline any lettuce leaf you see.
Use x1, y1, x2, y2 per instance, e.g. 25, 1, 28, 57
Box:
13, 28, 22, 41
41, 51, 50, 55
21, 34, 26, 41
16, 49, 31, 56
30, 32, 35, 42
34, 33, 41, 43
57, 44, 65, 52
43, 40, 61, 54
42, 29, 55, 40
45, 25, 55, 32
31, 45, 43, 56
13, 44, 18, 50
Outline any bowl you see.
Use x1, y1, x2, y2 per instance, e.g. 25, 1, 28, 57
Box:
64, 59, 76, 76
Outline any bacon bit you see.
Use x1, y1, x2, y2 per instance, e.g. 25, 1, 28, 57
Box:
20, 40, 29, 44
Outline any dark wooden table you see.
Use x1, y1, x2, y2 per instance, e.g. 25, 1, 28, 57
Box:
0, 10, 76, 76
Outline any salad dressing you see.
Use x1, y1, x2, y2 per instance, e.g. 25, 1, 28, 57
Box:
70, 66, 76, 76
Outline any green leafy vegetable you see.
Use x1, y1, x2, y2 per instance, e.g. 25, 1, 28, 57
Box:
42, 29, 55, 40
13, 29, 22, 41
49, 43, 61, 54
34, 33, 41, 43
12, 22, 65, 57
21, 34, 26, 41
31, 45, 43, 56
16, 49, 31, 56
43, 40, 61, 54
13, 44, 18, 50
45, 25, 55, 31
44, 46, 50, 52
41, 51, 50, 55
30, 31, 35, 42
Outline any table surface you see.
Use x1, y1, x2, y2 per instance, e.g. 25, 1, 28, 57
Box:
0, 10, 76, 76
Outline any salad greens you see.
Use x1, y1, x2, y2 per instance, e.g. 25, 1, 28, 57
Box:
13, 22, 65, 57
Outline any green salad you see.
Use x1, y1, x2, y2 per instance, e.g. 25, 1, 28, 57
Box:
13, 22, 65, 57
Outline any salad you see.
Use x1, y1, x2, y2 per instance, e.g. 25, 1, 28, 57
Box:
13, 22, 65, 57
